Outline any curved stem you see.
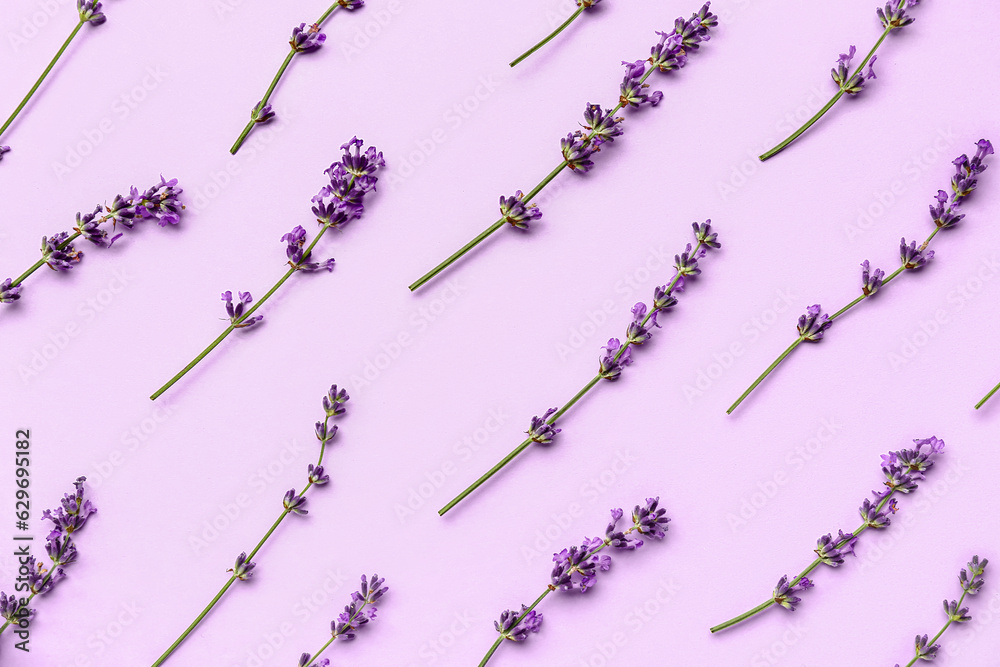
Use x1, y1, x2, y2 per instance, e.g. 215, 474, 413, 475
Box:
727, 338, 803, 414
0, 20, 85, 140
150, 576, 237, 667
479, 587, 553, 666
231, 50, 296, 154
314, 2, 343, 27
510, 6, 585, 68
758, 27, 891, 162
303, 636, 337, 667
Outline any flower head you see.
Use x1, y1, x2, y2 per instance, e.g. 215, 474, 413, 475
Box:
649, 30, 688, 72
928, 190, 964, 228
796, 305, 831, 341
46, 535, 78, 566
831, 46, 877, 94
913, 634, 938, 660
330, 574, 386, 641
900, 238, 934, 270
499, 190, 542, 230
222, 290, 263, 328
815, 532, 855, 567
605, 507, 643, 550
626, 302, 657, 344
619, 60, 662, 108
943, 599, 972, 623
582, 104, 624, 143
652, 284, 678, 311
229, 552, 256, 581
576, 0, 602, 7
560, 131, 599, 172
1, 278, 22, 304
772, 575, 814, 610
338, 0, 365, 8
675, 243, 703, 276
632, 497, 670, 539
550, 542, 610, 592
527, 408, 561, 444
861, 260, 884, 296
27, 557, 65, 596
323, 385, 350, 416
41, 233, 83, 271
251, 102, 275, 124
692, 220, 721, 248
308, 464, 330, 485
40, 476, 96, 539
877, 1, 916, 30
598, 337, 633, 380
959, 555, 988, 595
282, 225, 335, 272
283, 489, 308, 515
290, 23, 326, 53
859, 497, 892, 528
77, 0, 106, 25
0, 592, 32, 624
952, 139, 994, 199
132, 176, 184, 226
495, 606, 543, 642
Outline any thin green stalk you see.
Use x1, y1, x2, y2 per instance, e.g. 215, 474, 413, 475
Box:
510, 6, 585, 67
976, 381, 1000, 410
758, 24, 893, 161
0, 20, 84, 140
408, 66, 655, 293
150, 222, 335, 400
479, 587, 553, 666
231, 50, 295, 154
301, 594, 371, 666
710, 491, 895, 632
439, 241, 700, 515
904, 589, 969, 667
726, 338, 803, 415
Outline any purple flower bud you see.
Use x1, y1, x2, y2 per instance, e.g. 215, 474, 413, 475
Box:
650, 31, 688, 72
46, 535, 78, 566
598, 337, 632, 380
959, 556, 987, 595
560, 131, 599, 172
251, 102, 275, 124
900, 237, 934, 270
928, 190, 964, 228
652, 284, 678, 311
861, 260, 884, 296
796, 305, 831, 341
577, 0, 602, 7
692, 220, 721, 248
1, 278, 22, 304
877, 1, 915, 29
859, 497, 892, 528
499, 190, 542, 230
283, 489, 308, 515
814, 532, 854, 567
340, 136, 385, 179
0, 592, 32, 624
495, 606, 543, 641
282, 225, 336, 272
290, 23, 326, 53
323, 385, 350, 416
315, 419, 339, 444
952, 139, 993, 198
77, 0, 106, 25
229, 552, 256, 581
308, 464, 330, 485
605, 507, 643, 550
674, 243, 702, 276
133, 175, 184, 226
581, 104, 624, 143
632, 497, 670, 539
40, 476, 96, 538
913, 634, 938, 660
831, 45, 876, 94
943, 599, 972, 623
772, 575, 813, 610
222, 290, 263, 328
27, 557, 65, 596
41, 233, 83, 271
619, 60, 662, 107
526, 408, 561, 444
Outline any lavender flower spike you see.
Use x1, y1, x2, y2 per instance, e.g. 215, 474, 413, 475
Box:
510, 0, 607, 68
0, 477, 96, 639
298, 574, 386, 666
231, 2, 367, 154
711, 437, 944, 633
409, 4, 717, 291
729, 141, 993, 414
0, 1, 108, 157
151, 140, 383, 400
439, 222, 719, 515
760, 0, 922, 161
151, 386, 351, 666
479, 498, 670, 666
2, 178, 185, 312
895, 556, 988, 667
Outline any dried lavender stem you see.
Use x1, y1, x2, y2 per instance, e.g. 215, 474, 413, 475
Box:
510, 6, 586, 67
903, 589, 970, 667
479, 587, 554, 666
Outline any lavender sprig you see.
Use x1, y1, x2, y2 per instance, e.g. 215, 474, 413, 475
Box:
1, 177, 184, 310
0, 2, 106, 158
151, 385, 350, 666
0, 477, 96, 640
408, 3, 717, 292
759, 0, 921, 161
728, 140, 993, 414
150, 138, 383, 400
298, 574, 388, 667
230, 1, 366, 154
509, 0, 606, 68
710, 437, 944, 632
478, 498, 670, 666
895, 556, 988, 667
439, 222, 719, 515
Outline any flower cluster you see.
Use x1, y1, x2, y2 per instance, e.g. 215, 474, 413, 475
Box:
1, 177, 184, 309
0, 478, 96, 633
831, 45, 877, 95
298, 574, 387, 667
499, 190, 542, 229
711, 438, 943, 631
729, 141, 993, 414
222, 291, 263, 329
894, 555, 987, 666
291, 23, 326, 53
484, 499, 670, 664
0, 146, 9, 161
878, 0, 919, 30
77, 0, 106, 24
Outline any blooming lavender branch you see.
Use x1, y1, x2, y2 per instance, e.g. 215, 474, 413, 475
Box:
728, 140, 993, 414
710, 437, 944, 633
408, 3, 717, 292
758, 0, 921, 161
479, 498, 669, 666
895, 556, 988, 666
151, 386, 349, 666
230, 1, 365, 154
0, 477, 96, 641
0, 2, 106, 158
439, 222, 719, 515
297, 574, 387, 667
509, 0, 605, 68
0, 177, 184, 309
150, 138, 382, 400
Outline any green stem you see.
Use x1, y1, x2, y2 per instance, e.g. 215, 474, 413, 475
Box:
710, 491, 896, 632
510, 6, 585, 67
314, 2, 343, 26
231, 49, 296, 154
479, 587, 553, 666
976, 381, 1000, 410
758, 27, 892, 162
10, 231, 82, 288
150, 222, 334, 400
301, 593, 370, 666
0, 20, 85, 140
904, 589, 968, 667
150, 577, 238, 667
727, 338, 803, 414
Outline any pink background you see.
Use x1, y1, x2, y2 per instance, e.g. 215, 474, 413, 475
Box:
2, 0, 1000, 665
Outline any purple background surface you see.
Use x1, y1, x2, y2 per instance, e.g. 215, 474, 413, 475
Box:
2, 0, 1000, 665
